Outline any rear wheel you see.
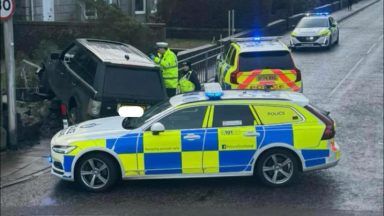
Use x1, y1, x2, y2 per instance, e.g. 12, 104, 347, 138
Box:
256, 149, 299, 187
75, 153, 119, 192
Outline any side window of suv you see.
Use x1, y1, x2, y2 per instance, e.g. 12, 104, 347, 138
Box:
225, 46, 234, 63
228, 48, 237, 66
212, 105, 255, 127
65, 45, 98, 85
254, 105, 303, 125
159, 106, 207, 130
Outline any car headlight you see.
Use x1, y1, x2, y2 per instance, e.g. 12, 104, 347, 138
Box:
52, 145, 77, 154
319, 29, 331, 37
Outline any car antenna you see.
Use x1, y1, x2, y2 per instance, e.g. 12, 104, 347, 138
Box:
124, 54, 130, 60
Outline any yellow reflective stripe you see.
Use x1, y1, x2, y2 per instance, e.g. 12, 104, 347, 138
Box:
202, 106, 211, 128
182, 152, 203, 174
249, 105, 261, 125
207, 106, 214, 127
143, 130, 181, 153
69, 139, 106, 156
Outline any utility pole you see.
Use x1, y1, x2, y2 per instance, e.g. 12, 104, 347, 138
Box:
1, 0, 18, 149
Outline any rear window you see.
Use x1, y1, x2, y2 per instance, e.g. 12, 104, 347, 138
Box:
297, 18, 329, 28
254, 105, 303, 124
239, 51, 294, 71
103, 66, 166, 101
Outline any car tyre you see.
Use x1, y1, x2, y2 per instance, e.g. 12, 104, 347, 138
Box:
256, 149, 299, 187
335, 33, 339, 45
75, 153, 119, 192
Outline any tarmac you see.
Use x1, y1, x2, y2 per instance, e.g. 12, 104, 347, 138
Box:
0, 0, 380, 190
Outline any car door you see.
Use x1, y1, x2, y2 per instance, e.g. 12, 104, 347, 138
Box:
218, 46, 234, 84
142, 105, 208, 175
203, 104, 258, 173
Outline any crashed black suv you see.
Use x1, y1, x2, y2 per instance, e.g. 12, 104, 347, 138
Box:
39, 39, 167, 124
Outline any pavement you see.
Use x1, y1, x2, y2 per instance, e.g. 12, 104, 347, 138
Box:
0, 0, 383, 215
0, 139, 51, 189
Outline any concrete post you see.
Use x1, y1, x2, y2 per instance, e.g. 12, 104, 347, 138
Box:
3, 18, 18, 149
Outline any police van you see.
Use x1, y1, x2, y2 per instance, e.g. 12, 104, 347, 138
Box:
49, 83, 339, 192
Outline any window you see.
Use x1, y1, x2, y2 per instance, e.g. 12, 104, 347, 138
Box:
296, 18, 329, 28
225, 46, 234, 63
135, 0, 146, 14
238, 51, 294, 71
65, 45, 98, 85
212, 105, 255, 128
159, 106, 207, 130
254, 105, 303, 125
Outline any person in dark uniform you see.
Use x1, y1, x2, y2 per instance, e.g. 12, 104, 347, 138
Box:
178, 62, 201, 93
347, 0, 353, 11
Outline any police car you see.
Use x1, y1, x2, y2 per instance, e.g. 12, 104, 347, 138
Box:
50, 83, 340, 192
290, 13, 339, 49
216, 37, 302, 92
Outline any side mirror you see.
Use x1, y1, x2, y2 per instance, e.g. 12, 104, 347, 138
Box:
50, 52, 61, 60
118, 106, 144, 118
150, 122, 165, 135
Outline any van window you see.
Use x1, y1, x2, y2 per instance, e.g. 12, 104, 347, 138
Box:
66, 45, 98, 85
212, 105, 255, 127
238, 51, 294, 71
254, 105, 303, 125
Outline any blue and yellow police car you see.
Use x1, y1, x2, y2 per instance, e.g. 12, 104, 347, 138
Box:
50, 83, 340, 191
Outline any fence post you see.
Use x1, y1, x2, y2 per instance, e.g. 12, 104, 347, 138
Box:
204, 52, 209, 82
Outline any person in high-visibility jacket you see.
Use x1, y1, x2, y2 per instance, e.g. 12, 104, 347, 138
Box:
150, 42, 179, 97
178, 61, 201, 93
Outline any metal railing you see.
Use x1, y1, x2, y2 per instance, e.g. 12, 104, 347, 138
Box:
178, 44, 224, 83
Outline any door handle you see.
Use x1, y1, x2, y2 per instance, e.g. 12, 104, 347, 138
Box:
183, 134, 201, 141
243, 131, 260, 137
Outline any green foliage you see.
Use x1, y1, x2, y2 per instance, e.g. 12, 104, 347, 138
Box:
79, 0, 155, 52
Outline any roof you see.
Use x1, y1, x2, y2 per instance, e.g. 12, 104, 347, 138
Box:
169, 90, 309, 107
234, 40, 289, 53
77, 39, 156, 68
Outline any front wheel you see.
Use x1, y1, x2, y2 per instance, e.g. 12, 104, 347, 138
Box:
256, 149, 299, 187
75, 153, 119, 192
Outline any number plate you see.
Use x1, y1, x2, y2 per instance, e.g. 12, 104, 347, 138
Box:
257, 74, 277, 81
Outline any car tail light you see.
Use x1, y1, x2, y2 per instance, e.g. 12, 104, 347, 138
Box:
230, 70, 239, 84
294, 68, 302, 82
305, 105, 335, 140
330, 139, 338, 152
60, 104, 67, 116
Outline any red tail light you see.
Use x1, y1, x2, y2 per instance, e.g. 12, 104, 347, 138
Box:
305, 105, 335, 140
295, 68, 302, 82
60, 104, 67, 116
230, 71, 239, 84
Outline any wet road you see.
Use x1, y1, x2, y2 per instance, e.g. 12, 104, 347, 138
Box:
1, 1, 383, 215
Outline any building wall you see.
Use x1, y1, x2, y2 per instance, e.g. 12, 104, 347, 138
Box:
15, 0, 154, 22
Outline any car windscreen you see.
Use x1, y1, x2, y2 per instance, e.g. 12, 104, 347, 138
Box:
103, 66, 167, 101
297, 18, 329, 28
238, 51, 294, 71
127, 100, 172, 129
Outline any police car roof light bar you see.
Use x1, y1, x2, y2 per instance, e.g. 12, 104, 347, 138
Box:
231, 36, 281, 43
204, 83, 223, 99
305, 12, 329, 16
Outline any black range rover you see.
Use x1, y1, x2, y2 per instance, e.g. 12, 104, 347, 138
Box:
39, 39, 167, 124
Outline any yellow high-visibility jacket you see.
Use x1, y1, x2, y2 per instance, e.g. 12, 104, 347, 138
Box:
154, 49, 179, 89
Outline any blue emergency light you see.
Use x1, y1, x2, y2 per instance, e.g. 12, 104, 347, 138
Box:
306, 12, 329, 16
204, 83, 223, 99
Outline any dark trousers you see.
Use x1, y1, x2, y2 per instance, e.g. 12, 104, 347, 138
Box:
166, 88, 176, 97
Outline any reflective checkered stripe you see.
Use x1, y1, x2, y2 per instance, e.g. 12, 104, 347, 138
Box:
235, 69, 301, 91
62, 123, 332, 175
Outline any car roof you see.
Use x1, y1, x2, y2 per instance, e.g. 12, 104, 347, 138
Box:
169, 90, 309, 107
234, 40, 289, 53
77, 38, 156, 68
